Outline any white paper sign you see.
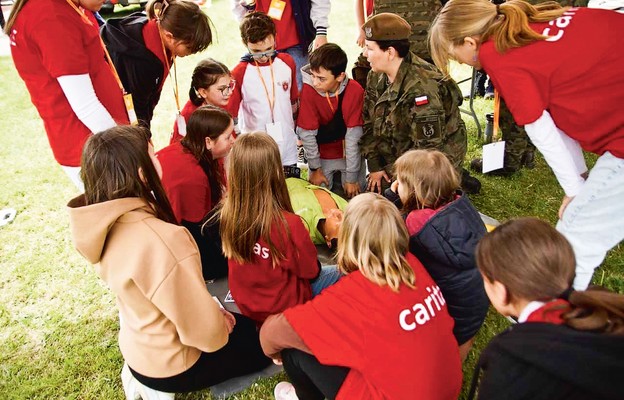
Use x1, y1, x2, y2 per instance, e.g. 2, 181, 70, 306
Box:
482, 141, 506, 173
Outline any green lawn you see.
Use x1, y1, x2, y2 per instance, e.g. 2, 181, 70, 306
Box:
0, 1, 622, 399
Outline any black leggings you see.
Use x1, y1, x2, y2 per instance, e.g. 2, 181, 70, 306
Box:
130, 313, 271, 393
282, 349, 349, 400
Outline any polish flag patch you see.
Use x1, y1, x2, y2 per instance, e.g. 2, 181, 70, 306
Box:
415, 95, 429, 106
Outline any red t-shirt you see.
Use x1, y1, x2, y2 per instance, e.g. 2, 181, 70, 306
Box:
228, 212, 319, 324
10, 0, 129, 166
297, 80, 364, 159
256, 0, 301, 50
169, 100, 198, 144
480, 8, 624, 158
157, 141, 221, 223
285, 253, 462, 400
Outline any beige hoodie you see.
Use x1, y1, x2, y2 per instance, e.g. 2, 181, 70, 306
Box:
67, 195, 229, 378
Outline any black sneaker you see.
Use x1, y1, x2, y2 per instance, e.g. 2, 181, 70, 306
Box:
470, 158, 516, 177
521, 151, 535, 169
461, 169, 481, 194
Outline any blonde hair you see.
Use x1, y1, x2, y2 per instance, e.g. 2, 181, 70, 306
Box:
429, 0, 566, 75
394, 150, 459, 211
337, 193, 415, 292
219, 132, 294, 266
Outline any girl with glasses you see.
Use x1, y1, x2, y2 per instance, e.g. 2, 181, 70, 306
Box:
170, 58, 236, 144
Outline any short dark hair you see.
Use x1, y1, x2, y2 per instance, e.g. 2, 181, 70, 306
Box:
309, 43, 348, 77
240, 12, 276, 45
376, 39, 410, 58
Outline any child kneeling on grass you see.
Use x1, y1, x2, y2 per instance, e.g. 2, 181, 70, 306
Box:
384, 149, 489, 361
470, 217, 624, 400
218, 133, 341, 326
297, 43, 366, 198
260, 193, 462, 400
68, 126, 270, 397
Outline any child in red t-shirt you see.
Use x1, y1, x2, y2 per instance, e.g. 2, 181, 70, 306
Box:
260, 193, 462, 400
297, 43, 366, 198
470, 217, 624, 400
218, 132, 341, 325
169, 58, 234, 144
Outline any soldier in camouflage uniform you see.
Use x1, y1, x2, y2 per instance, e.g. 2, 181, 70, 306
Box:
360, 13, 479, 193
352, 0, 442, 88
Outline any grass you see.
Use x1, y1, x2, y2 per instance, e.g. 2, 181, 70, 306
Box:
0, 1, 622, 398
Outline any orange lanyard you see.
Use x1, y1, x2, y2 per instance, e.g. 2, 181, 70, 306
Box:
159, 32, 181, 112
493, 89, 500, 141
254, 58, 276, 122
65, 0, 126, 95
325, 92, 337, 113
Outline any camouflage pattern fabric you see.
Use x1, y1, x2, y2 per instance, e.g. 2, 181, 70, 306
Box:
361, 52, 467, 176
373, 0, 441, 62
498, 98, 535, 171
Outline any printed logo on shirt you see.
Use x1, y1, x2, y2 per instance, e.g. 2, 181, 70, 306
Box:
280, 81, 290, 91
543, 8, 579, 42
254, 243, 270, 259
398, 285, 446, 331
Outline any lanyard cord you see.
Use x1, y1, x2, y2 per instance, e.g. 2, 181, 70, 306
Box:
158, 28, 180, 112
65, 0, 126, 94
325, 91, 337, 113
493, 89, 500, 141
254, 58, 275, 122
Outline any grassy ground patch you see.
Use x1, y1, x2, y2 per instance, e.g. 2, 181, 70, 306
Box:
0, 1, 621, 398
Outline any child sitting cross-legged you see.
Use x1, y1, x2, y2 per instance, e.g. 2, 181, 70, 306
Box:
260, 193, 462, 400
226, 12, 299, 166
385, 149, 489, 361
297, 43, 366, 198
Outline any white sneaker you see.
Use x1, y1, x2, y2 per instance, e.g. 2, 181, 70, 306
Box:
274, 381, 299, 400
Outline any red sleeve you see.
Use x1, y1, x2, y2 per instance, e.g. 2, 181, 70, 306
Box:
33, 14, 91, 77
296, 85, 320, 130
285, 213, 319, 279
277, 53, 299, 101
343, 80, 365, 128
226, 62, 247, 118
284, 274, 366, 368
480, 43, 546, 125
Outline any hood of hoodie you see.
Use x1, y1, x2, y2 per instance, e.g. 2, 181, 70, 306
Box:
67, 195, 153, 264
100, 12, 156, 59
301, 64, 349, 97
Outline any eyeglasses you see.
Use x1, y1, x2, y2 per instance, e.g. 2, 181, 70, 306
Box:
216, 80, 236, 96
248, 49, 277, 61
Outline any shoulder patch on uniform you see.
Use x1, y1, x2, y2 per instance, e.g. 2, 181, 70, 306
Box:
415, 95, 429, 106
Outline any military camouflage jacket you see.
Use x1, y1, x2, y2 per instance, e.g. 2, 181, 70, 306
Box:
361, 52, 467, 174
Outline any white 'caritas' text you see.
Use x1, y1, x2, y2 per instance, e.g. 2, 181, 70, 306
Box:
543, 8, 579, 42
399, 285, 446, 331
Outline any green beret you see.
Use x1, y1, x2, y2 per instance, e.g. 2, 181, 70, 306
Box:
362, 13, 411, 41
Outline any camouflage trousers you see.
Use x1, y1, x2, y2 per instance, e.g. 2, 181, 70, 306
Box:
499, 99, 536, 171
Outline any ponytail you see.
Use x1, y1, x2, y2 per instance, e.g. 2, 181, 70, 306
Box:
564, 288, 624, 334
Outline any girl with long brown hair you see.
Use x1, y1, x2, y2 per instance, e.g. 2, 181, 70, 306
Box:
68, 126, 270, 398
470, 217, 624, 400
260, 193, 462, 400
219, 132, 341, 325
430, 0, 624, 290
101, 0, 213, 127
158, 105, 234, 280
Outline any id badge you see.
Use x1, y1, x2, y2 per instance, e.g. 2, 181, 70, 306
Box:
266, 121, 283, 143
267, 0, 286, 20
482, 141, 506, 173
176, 113, 187, 137
123, 93, 138, 126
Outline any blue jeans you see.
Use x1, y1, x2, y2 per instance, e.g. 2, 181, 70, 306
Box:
310, 265, 342, 297
283, 45, 308, 92
556, 151, 624, 289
